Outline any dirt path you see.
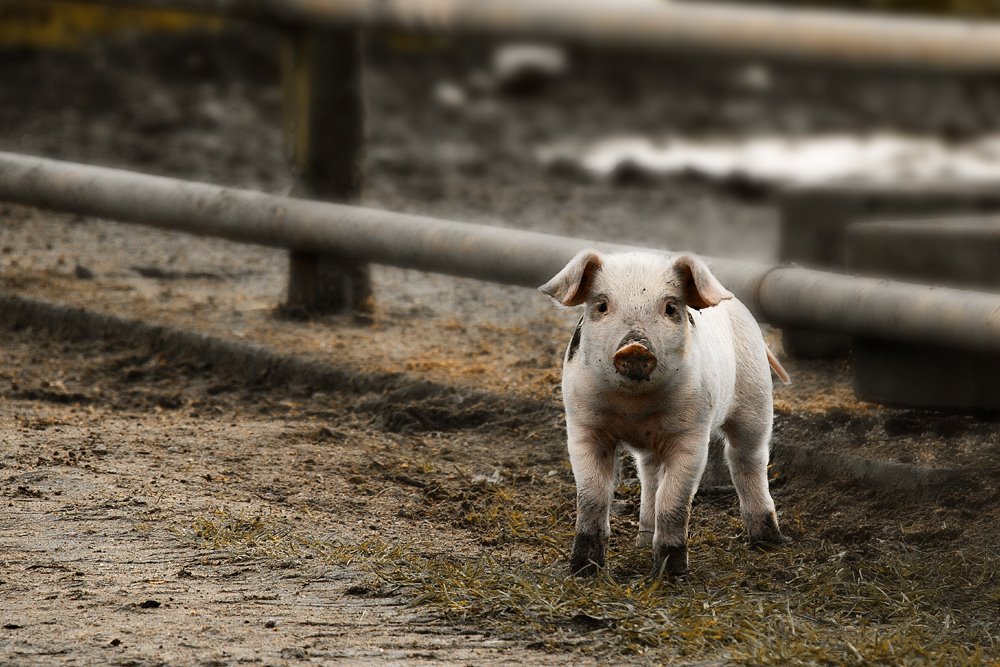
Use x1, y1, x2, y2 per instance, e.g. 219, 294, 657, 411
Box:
0, 330, 590, 665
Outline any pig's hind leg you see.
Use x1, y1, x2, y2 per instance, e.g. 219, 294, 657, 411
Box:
633, 451, 658, 548
722, 417, 788, 547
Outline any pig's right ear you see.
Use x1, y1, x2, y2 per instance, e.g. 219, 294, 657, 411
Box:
538, 250, 604, 306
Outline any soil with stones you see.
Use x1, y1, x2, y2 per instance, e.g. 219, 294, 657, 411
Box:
1, 23, 999, 665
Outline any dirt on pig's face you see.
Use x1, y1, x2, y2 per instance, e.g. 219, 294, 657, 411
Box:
572, 253, 694, 394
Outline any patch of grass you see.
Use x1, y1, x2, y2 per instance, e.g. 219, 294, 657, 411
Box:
462, 485, 568, 554
186, 508, 310, 562
183, 494, 999, 663
347, 535, 998, 663
338, 478, 998, 663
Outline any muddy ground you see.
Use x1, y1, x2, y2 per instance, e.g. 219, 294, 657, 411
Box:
1, 24, 999, 665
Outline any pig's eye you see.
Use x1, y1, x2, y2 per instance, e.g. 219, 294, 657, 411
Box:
596, 301, 608, 314
665, 302, 678, 317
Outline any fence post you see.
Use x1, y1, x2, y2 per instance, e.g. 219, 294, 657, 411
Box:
281, 26, 372, 317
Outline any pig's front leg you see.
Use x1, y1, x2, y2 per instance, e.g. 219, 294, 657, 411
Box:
651, 432, 710, 578
568, 424, 617, 576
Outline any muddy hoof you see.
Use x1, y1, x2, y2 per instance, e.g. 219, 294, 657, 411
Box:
570, 559, 602, 577
651, 543, 688, 578
748, 513, 789, 550
570, 532, 606, 576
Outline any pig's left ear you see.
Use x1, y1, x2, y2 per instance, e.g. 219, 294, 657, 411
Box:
673, 254, 733, 310
539, 249, 604, 306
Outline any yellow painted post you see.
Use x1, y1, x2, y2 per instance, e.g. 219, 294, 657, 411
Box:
281, 26, 372, 318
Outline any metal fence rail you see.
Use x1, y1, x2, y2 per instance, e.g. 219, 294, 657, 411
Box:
71, 0, 1000, 72
3, 151, 1000, 352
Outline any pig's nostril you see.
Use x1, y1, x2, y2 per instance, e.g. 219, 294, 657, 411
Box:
613, 342, 658, 381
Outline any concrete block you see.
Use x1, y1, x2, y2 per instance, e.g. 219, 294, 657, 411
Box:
779, 181, 1000, 358
847, 216, 1000, 411
852, 338, 1000, 411
847, 218, 1000, 288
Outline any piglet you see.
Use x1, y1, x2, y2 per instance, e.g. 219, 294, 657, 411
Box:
540, 250, 791, 577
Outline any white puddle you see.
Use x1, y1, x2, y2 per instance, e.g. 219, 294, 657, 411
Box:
538, 134, 1000, 186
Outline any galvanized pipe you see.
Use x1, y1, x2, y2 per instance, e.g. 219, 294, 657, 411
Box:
2, 151, 1000, 352
70, 0, 1000, 72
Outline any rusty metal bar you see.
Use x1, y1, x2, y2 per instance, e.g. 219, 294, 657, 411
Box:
3, 151, 1000, 352
57, 0, 1000, 72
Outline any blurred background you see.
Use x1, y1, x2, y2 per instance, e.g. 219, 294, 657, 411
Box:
4, 0, 1000, 262
2, 0, 1000, 409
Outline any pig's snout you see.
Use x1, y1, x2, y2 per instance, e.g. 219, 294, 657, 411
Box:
613, 334, 657, 382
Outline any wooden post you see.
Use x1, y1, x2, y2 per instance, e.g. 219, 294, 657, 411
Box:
281, 26, 372, 317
